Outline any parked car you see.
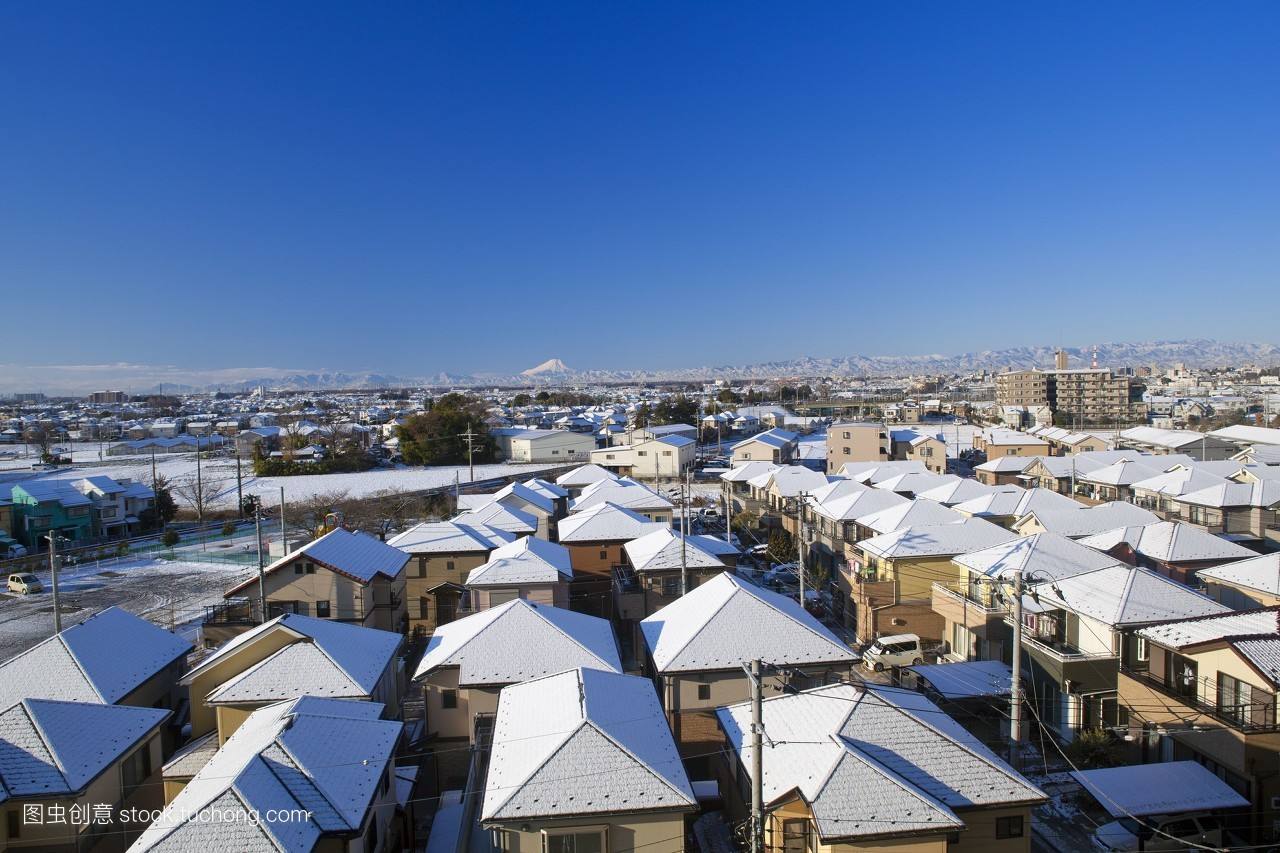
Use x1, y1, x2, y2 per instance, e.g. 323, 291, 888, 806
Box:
1091, 812, 1225, 852
2, 542, 28, 559
862, 633, 923, 671
7, 573, 43, 595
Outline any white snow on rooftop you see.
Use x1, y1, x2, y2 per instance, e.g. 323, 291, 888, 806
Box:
465, 536, 573, 586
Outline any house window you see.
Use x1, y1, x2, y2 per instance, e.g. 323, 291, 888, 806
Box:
697, 683, 711, 701
305, 563, 315, 574
446, 560, 455, 572
599, 549, 608, 560
995, 816, 1024, 839
637, 451, 647, 457
544, 829, 606, 853
294, 564, 304, 574
1136, 637, 1149, 663
441, 689, 458, 709
121, 742, 153, 794
662, 577, 680, 596
780, 818, 812, 853
316, 600, 331, 618
842, 447, 850, 455
552, 449, 559, 454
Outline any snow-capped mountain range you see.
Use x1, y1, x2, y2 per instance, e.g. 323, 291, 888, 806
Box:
4, 340, 1278, 395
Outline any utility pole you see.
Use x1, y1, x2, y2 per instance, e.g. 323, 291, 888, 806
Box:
235, 450, 244, 519
458, 428, 479, 483
150, 446, 158, 499
796, 492, 810, 608
195, 434, 205, 550
279, 486, 288, 553
46, 533, 62, 634
680, 472, 688, 595
244, 496, 268, 623
748, 658, 765, 853
1010, 569, 1024, 768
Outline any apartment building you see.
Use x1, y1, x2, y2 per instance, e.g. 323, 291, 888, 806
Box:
996, 367, 1146, 424
825, 421, 889, 474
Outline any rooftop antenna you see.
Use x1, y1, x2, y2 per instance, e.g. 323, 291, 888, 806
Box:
1091, 345, 1099, 369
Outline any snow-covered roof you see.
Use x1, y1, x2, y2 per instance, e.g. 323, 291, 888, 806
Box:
1138, 607, 1280, 651
915, 479, 1019, 507
183, 613, 401, 699
555, 501, 665, 543
466, 536, 573, 586
1197, 553, 1280, 596
624, 528, 737, 573
1015, 501, 1160, 538
906, 659, 1013, 699
481, 668, 695, 821
1071, 761, 1250, 819
387, 521, 513, 554
1129, 467, 1233, 497
749, 465, 830, 497
1119, 426, 1209, 450
720, 461, 780, 483
953, 532, 1124, 582
856, 499, 965, 536
413, 600, 621, 685
11, 478, 92, 506
1209, 424, 1280, 446
733, 428, 798, 451
1177, 479, 1280, 509
717, 683, 1043, 843
641, 574, 853, 673
809, 487, 908, 522
0, 699, 170, 803
1078, 521, 1257, 564
974, 455, 1041, 473
569, 480, 674, 513
838, 460, 930, 482
130, 697, 400, 852
0, 606, 191, 712
952, 487, 1081, 519
1077, 459, 1167, 487
452, 500, 540, 534
492, 481, 556, 514
1033, 565, 1229, 627
871, 471, 957, 496
554, 463, 621, 488
283, 528, 409, 583
860, 518, 1018, 560
521, 477, 569, 500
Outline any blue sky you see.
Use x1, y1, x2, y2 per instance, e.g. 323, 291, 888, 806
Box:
2, 2, 1278, 376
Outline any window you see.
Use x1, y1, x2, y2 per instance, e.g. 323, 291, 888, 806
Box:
551, 449, 559, 455
637, 450, 647, 457
121, 742, 153, 794
489, 589, 519, 606
544, 830, 605, 853
842, 446, 850, 455
446, 560, 455, 572
781, 818, 811, 853
599, 549, 608, 560
995, 816, 1023, 839
662, 577, 680, 596
294, 563, 304, 574
697, 683, 711, 701
1136, 637, 1149, 662
843, 432, 850, 439
304, 563, 315, 574
441, 689, 458, 709
316, 600, 331, 618
417, 558, 427, 578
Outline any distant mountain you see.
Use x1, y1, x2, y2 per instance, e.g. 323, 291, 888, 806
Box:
6, 340, 1278, 396
520, 358, 573, 377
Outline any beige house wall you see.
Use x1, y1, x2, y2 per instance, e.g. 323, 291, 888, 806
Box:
486, 809, 690, 853
827, 425, 890, 474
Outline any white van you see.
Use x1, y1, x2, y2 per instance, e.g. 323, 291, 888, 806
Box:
862, 633, 923, 671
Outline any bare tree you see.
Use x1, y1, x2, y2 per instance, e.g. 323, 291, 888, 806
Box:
173, 473, 228, 521
287, 489, 352, 539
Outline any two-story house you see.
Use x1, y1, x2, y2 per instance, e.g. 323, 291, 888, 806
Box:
7, 479, 94, 547
1078, 520, 1258, 585
387, 520, 513, 635
220, 527, 409, 634
1198, 554, 1280, 610
464, 535, 573, 610
555, 501, 664, 618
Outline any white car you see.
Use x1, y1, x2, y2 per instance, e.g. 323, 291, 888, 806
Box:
1091, 813, 1225, 852
862, 633, 924, 671
7, 573, 43, 595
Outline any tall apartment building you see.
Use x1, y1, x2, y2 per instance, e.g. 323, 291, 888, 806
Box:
88, 390, 128, 405
996, 367, 1145, 424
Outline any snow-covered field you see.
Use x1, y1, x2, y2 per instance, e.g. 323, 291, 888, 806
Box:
3, 449, 564, 511
0, 555, 255, 660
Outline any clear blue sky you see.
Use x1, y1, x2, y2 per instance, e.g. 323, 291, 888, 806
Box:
3, 2, 1277, 376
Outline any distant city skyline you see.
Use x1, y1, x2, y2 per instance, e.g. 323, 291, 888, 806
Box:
3, 3, 1278, 372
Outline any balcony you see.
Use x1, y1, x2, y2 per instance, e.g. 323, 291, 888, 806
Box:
1120, 666, 1280, 733
931, 582, 1006, 630
1013, 625, 1117, 663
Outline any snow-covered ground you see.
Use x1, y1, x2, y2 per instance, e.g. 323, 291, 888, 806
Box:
3, 451, 564, 511
0, 554, 255, 660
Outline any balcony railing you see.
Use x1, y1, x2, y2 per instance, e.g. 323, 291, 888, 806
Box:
1121, 666, 1280, 733
932, 582, 1006, 615
1010, 621, 1118, 662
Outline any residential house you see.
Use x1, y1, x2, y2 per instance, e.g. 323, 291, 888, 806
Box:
1078, 521, 1258, 584
1171, 480, 1280, 550
973, 455, 1041, 486
387, 520, 514, 636
974, 428, 1051, 461
851, 497, 964, 543
474, 480, 565, 540
491, 427, 595, 463
412, 601, 622, 788
452, 500, 540, 537
0, 700, 171, 853
937, 533, 1126, 663
614, 528, 739, 651
569, 477, 675, 524
838, 459, 930, 484
134, 697, 400, 853
1118, 609, 1280, 841
479, 668, 697, 853
951, 487, 1083, 529
732, 428, 799, 465
590, 435, 696, 479
1198, 554, 1280, 610
631, 422, 699, 443
464, 535, 573, 611
1020, 450, 1138, 494
847, 518, 1018, 644
555, 502, 664, 618
916, 478, 1020, 507
220, 528, 409, 635
181, 612, 402, 746
0, 606, 192, 720
640, 573, 854, 765
825, 422, 890, 474
68, 475, 155, 537
553, 462, 620, 497
890, 428, 947, 474
1074, 458, 1168, 504
1118, 426, 1237, 460
7, 479, 94, 547
870, 470, 958, 499
720, 461, 779, 513
746, 465, 830, 528
1129, 465, 1236, 519
1014, 564, 1228, 740
1011, 501, 1160, 539
716, 683, 1046, 853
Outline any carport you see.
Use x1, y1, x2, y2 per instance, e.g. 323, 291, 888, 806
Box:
1070, 761, 1249, 818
